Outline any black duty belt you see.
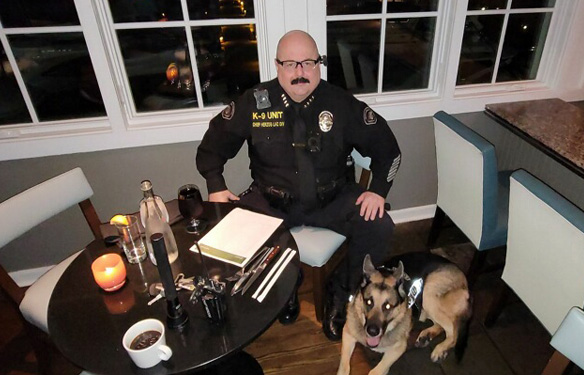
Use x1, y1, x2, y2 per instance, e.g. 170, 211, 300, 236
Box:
252, 175, 348, 211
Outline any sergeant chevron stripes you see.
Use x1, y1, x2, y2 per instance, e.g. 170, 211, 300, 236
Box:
387, 154, 401, 182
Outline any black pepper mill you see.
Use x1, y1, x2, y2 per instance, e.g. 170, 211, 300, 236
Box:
151, 232, 189, 329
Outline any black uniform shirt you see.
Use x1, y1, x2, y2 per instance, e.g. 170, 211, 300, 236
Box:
196, 78, 401, 200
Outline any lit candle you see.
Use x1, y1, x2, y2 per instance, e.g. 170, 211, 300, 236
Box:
92, 253, 127, 292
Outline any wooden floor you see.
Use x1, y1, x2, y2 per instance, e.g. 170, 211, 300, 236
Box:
1, 219, 583, 375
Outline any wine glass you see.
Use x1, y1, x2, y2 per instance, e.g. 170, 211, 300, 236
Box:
178, 184, 207, 234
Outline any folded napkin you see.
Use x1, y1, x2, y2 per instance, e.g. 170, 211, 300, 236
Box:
100, 199, 182, 239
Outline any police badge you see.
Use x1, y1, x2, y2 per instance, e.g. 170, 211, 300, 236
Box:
221, 101, 235, 120
363, 107, 377, 125
318, 111, 333, 132
254, 89, 271, 109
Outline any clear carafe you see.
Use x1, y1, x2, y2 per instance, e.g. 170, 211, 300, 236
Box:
140, 180, 178, 265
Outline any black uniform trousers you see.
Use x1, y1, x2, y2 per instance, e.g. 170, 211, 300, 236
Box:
238, 182, 395, 303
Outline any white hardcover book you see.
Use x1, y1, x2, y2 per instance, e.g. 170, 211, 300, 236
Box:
190, 208, 283, 267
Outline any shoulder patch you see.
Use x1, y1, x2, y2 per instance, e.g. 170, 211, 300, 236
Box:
363, 107, 377, 125
222, 101, 235, 120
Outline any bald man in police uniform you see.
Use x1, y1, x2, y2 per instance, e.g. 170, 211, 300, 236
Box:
197, 30, 401, 340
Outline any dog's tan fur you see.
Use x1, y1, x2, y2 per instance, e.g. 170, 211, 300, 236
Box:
337, 254, 471, 375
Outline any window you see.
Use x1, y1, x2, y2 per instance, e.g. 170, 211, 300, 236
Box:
103, 0, 260, 119
0, 0, 261, 132
457, 0, 555, 85
326, 0, 439, 94
0, 1, 106, 127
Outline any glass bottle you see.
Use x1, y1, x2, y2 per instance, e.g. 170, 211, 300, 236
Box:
140, 180, 178, 265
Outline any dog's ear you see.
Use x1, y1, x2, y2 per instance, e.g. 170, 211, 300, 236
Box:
363, 254, 376, 277
361, 254, 375, 288
394, 261, 408, 299
394, 261, 405, 281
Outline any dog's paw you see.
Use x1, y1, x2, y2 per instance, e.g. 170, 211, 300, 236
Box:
430, 347, 449, 363
415, 334, 431, 348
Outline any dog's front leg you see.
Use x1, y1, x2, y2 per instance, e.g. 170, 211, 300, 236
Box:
368, 341, 407, 375
337, 327, 357, 375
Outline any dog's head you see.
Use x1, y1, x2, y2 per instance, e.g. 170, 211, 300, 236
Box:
356, 254, 408, 348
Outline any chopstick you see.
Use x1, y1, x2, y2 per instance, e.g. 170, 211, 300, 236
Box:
251, 248, 291, 300
253, 248, 296, 303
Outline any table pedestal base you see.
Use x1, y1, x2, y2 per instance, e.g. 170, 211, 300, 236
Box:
194, 351, 263, 375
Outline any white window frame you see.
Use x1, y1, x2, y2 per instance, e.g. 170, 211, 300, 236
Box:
0, 0, 583, 161
92, 0, 271, 130
307, 0, 583, 120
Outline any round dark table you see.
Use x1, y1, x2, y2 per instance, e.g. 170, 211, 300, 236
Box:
48, 202, 299, 375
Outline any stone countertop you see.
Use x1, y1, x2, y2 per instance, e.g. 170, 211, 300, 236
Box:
486, 98, 584, 173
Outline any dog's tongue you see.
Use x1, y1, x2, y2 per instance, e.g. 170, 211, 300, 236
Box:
366, 335, 381, 348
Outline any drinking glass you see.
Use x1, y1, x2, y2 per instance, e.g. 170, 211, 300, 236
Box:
178, 184, 207, 234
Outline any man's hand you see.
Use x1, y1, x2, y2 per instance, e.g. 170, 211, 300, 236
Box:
208, 190, 240, 203
355, 191, 386, 221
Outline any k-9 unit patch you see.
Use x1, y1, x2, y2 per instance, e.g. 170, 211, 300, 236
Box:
222, 101, 235, 120
319, 110, 334, 132
363, 107, 377, 125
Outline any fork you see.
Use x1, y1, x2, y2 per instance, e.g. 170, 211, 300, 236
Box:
225, 246, 270, 281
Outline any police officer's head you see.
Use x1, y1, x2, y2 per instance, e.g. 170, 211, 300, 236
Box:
275, 30, 322, 103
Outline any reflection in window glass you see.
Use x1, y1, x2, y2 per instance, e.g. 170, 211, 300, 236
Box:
9, 33, 106, 122
187, 0, 254, 20
108, 0, 182, 23
497, 12, 551, 82
383, 17, 436, 92
0, 1, 79, 27
0, 46, 31, 125
327, 20, 381, 94
457, 15, 504, 85
326, 0, 381, 16
467, 0, 507, 10
386, 0, 438, 13
117, 28, 197, 113
192, 24, 259, 106
511, 0, 555, 9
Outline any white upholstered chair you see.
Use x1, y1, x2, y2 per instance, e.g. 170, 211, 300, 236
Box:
291, 149, 371, 322
543, 306, 584, 374
484, 170, 584, 374
429, 111, 510, 285
0, 167, 100, 375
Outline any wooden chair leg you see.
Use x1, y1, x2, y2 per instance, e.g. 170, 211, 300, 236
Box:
541, 350, 571, 375
21, 319, 83, 375
312, 267, 325, 323
484, 280, 510, 328
427, 206, 446, 248
466, 250, 488, 289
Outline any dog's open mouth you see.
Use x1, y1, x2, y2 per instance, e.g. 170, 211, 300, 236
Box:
366, 334, 382, 348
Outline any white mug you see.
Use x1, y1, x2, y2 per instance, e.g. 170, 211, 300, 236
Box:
122, 319, 173, 368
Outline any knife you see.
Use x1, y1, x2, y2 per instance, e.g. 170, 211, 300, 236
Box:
241, 245, 281, 295
230, 246, 271, 296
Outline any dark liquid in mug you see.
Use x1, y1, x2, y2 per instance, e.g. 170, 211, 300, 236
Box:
130, 330, 161, 350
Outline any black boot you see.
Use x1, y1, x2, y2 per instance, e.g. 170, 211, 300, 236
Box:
322, 290, 346, 341
278, 268, 303, 325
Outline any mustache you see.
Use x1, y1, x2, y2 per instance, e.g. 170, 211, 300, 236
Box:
291, 77, 310, 85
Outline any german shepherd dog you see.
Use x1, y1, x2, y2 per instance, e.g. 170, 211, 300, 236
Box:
337, 252, 472, 375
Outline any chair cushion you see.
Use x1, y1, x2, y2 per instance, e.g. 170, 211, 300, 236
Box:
550, 306, 584, 369
290, 226, 346, 267
19, 250, 83, 333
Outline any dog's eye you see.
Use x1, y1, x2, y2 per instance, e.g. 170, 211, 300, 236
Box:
384, 302, 392, 311
366, 298, 373, 307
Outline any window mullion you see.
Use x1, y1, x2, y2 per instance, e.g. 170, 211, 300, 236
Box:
376, 0, 388, 94
0, 33, 40, 124
180, 0, 204, 109
491, 5, 511, 84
